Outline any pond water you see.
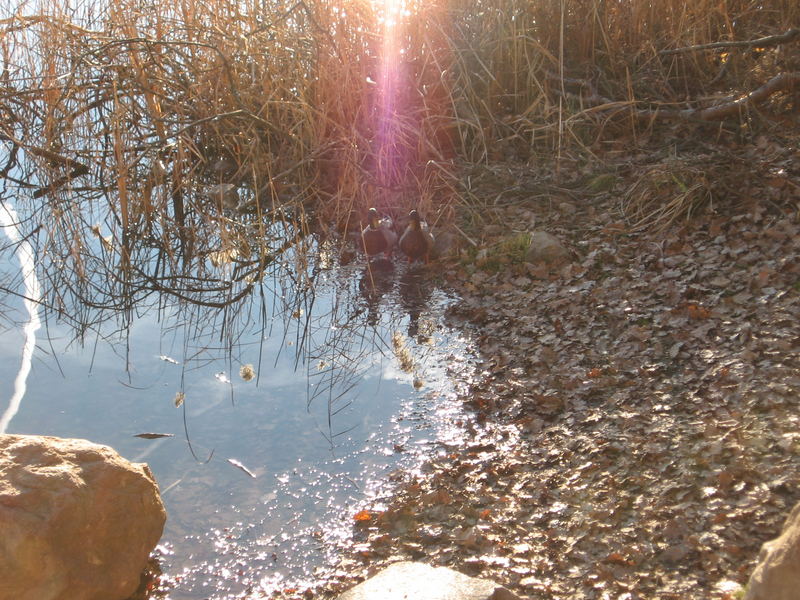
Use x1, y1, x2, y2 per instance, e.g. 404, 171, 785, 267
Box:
0, 230, 477, 598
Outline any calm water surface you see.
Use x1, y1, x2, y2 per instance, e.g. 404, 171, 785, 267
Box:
0, 249, 476, 599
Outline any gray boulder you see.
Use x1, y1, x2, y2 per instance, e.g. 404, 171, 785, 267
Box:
0, 434, 166, 600
337, 561, 520, 600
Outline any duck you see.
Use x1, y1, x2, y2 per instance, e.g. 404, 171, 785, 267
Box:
361, 207, 397, 258
399, 209, 435, 263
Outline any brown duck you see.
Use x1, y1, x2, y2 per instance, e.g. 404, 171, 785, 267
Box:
399, 209, 435, 263
361, 207, 397, 258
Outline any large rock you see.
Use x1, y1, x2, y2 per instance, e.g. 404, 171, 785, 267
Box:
337, 561, 520, 600
525, 230, 569, 265
745, 501, 800, 600
0, 434, 166, 600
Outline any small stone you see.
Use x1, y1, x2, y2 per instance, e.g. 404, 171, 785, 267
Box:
336, 561, 520, 600
709, 275, 731, 287
557, 201, 577, 214
204, 183, 239, 209
525, 230, 569, 265
658, 543, 690, 564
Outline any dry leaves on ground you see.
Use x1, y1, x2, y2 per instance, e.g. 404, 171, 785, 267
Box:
314, 163, 800, 600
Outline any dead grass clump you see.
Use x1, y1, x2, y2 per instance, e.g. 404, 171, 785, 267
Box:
621, 158, 715, 232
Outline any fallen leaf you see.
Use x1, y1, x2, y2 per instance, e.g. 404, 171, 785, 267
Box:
227, 458, 256, 478
687, 304, 711, 319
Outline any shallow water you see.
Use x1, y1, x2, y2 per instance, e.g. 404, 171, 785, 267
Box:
0, 251, 476, 598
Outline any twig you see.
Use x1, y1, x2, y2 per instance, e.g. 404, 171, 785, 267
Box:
452, 222, 478, 247
0, 131, 90, 174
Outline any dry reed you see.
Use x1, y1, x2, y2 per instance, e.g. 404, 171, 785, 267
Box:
1, 0, 797, 327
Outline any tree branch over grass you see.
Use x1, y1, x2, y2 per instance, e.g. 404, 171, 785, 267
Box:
561, 72, 800, 124
691, 71, 800, 120
660, 27, 800, 55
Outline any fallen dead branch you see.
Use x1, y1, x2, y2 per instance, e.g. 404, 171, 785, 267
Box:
693, 71, 800, 120
660, 27, 800, 55
568, 71, 800, 124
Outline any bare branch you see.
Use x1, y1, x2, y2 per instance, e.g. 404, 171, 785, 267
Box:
571, 72, 800, 124
660, 28, 800, 56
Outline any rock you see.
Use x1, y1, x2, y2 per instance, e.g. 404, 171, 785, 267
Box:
525, 230, 569, 265
745, 501, 800, 600
557, 201, 577, 215
432, 230, 455, 259
336, 561, 520, 600
0, 434, 166, 600
204, 183, 239, 209
208, 157, 239, 178
658, 542, 690, 564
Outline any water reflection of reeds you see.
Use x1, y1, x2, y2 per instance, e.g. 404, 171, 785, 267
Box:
0, 0, 464, 396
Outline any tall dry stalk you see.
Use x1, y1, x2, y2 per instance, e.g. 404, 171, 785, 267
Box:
0, 0, 796, 333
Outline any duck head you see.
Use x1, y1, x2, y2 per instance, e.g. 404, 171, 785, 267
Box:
368, 207, 380, 229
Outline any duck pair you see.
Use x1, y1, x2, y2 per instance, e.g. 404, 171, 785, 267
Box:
361, 208, 434, 263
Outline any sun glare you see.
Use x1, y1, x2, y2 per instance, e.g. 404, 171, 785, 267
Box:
376, 0, 409, 28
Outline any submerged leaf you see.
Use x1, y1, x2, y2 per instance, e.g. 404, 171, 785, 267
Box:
353, 509, 373, 522
134, 432, 175, 439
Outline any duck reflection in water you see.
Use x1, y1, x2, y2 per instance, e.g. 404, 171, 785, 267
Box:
398, 264, 433, 340
358, 258, 395, 326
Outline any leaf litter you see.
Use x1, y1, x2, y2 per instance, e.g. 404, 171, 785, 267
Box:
297, 150, 800, 600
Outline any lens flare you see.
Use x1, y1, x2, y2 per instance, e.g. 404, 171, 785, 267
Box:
374, 0, 409, 189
